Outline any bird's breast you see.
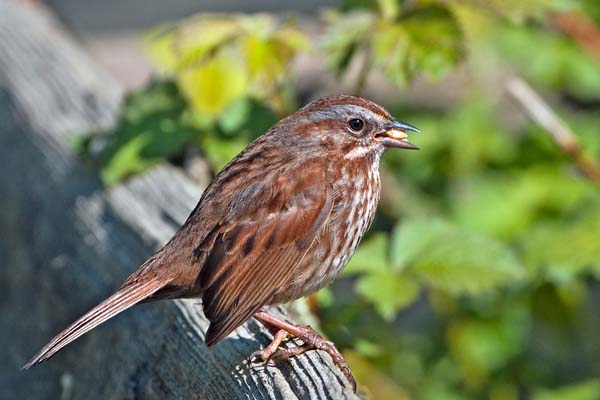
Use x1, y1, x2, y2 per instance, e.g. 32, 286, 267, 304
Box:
326, 160, 381, 275
273, 161, 381, 302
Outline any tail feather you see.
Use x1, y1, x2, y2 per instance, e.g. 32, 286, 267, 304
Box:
22, 277, 168, 370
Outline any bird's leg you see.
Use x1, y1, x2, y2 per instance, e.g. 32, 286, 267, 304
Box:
252, 310, 356, 392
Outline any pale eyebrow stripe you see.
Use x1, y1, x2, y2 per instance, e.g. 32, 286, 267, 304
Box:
310, 105, 387, 123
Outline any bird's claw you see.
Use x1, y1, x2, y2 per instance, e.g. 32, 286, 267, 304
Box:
260, 337, 357, 392
252, 311, 357, 392
249, 328, 290, 365
249, 349, 267, 363
313, 339, 357, 392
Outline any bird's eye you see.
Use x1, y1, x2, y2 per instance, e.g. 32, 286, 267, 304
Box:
347, 118, 364, 132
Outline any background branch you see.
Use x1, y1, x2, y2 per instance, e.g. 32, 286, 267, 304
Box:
506, 75, 600, 186
551, 11, 600, 66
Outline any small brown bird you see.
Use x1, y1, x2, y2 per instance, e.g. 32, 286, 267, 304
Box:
22, 95, 419, 390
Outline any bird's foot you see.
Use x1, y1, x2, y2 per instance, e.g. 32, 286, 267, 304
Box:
249, 329, 289, 363
252, 310, 356, 392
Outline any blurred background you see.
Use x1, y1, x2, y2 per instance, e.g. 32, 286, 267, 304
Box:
5, 0, 600, 399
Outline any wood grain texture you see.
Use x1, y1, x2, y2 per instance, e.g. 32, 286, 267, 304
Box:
0, 1, 358, 399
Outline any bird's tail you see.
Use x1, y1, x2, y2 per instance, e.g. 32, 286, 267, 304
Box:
21, 274, 169, 370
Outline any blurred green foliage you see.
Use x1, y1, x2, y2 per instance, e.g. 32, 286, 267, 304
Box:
80, 0, 600, 398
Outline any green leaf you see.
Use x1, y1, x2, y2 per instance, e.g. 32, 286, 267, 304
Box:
146, 15, 244, 73
422, 357, 468, 400
145, 14, 307, 116
97, 80, 195, 184
101, 120, 196, 185
354, 338, 384, 358
217, 97, 277, 139
390, 217, 436, 271
217, 97, 253, 134
448, 305, 530, 389
178, 50, 249, 115
142, 28, 180, 72
199, 133, 248, 171
449, 0, 570, 29
356, 270, 420, 320
534, 380, 600, 400
371, 21, 410, 86
101, 133, 154, 185
243, 24, 309, 86
315, 287, 334, 308
451, 166, 596, 240
371, 6, 464, 84
321, 10, 375, 75
495, 23, 600, 99
522, 203, 600, 282
344, 233, 389, 275
392, 218, 524, 295
377, 0, 399, 20
444, 99, 515, 176
343, 351, 412, 400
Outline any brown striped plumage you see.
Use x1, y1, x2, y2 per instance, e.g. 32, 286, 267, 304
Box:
23, 95, 419, 385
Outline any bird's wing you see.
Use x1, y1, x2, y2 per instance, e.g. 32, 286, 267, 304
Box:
196, 161, 333, 345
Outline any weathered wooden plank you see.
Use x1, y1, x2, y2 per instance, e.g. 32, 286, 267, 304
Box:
0, 2, 358, 399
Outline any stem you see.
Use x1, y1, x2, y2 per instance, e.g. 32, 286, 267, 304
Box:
506, 75, 600, 186
551, 11, 600, 66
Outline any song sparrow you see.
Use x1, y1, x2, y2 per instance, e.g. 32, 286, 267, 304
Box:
23, 95, 419, 390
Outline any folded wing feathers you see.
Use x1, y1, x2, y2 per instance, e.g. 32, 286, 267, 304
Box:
203, 189, 333, 345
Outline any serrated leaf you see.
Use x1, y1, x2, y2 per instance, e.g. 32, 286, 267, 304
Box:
393, 218, 524, 295
145, 13, 306, 116
171, 16, 242, 71
451, 166, 596, 240
390, 218, 441, 271
448, 2, 496, 49
371, 6, 463, 84
415, 238, 523, 295
143, 16, 242, 73
371, 21, 410, 86
321, 10, 375, 75
243, 25, 308, 86
356, 271, 420, 320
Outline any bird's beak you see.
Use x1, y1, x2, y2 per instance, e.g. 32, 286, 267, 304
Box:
375, 119, 420, 150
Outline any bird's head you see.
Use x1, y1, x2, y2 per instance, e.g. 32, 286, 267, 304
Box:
289, 95, 420, 159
